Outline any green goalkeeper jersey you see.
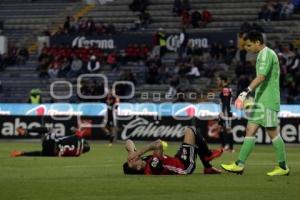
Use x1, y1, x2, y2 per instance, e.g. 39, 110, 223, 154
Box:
255, 46, 280, 112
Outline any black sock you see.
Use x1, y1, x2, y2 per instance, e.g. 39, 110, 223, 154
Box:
228, 133, 234, 149
195, 133, 212, 157
197, 148, 212, 168
220, 131, 226, 147
22, 151, 42, 156
279, 162, 287, 170
109, 134, 114, 143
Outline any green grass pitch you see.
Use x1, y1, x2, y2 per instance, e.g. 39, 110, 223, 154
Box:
0, 141, 299, 200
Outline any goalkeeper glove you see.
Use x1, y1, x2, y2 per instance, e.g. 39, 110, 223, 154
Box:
235, 87, 252, 109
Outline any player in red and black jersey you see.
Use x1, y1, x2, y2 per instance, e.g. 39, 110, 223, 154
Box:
123, 127, 223, 175
217, 75, 234, 152
103, 89, 120, 146
10, 125, 90, 157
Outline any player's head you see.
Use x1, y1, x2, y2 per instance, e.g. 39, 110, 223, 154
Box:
123, 159, 146, 175
244, 31, 264, 53
82, 140, 90, 153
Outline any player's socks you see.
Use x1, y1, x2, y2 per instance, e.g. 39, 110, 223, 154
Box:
272, 135, 287, 170
236, 137, 256, 166
21, 151, 42, 156
195, 134, 212, 157
109, 134, 114, 144
197, 150, 212, 168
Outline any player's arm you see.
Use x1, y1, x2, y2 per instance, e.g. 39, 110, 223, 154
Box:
128, 139, 163, 161
248, 75, 266, 91
16, 126, 49, 136
125, 139, 137, 153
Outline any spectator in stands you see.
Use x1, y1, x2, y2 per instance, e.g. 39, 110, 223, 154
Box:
259, 1, 275, 21
201, 8, 212, 27
173, 0, 183, 16
67, 56, 83, 78
182, 0, 191, 11
87, 55, 101, 73
78, 80, 92, 102
225, 40, 237, 65
117, 70, 136, 98
63, 16, 71, 33
86, 17, 96, 35
287, 48, 300, 74
106, 23, 116, 35
156, 28, 167, 58
210, 42, 218, 60
58, 57, 70, 77
139, 11, 152, 29
17, 46, 29, 65
216, 42, 227, 61
181, 10, 191, 28
280, 0, 295, 19
0, 53, 9, 70
28, 89, 42, 104
107, 50, 118, 71
140, 43, 150, 60
272, 0, 283, 20
191, 10, 202, 28
129, 0, 148, 12
187, 64, 200, 81
147, 63, 159, 84
178, 28, 189, 58
158, 66, 169, 84
48, 56, 61, 78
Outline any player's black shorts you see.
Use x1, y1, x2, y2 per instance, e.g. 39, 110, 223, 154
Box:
175, 143, 197, 174
106, 109, 114, 127
41, 137, 56, 156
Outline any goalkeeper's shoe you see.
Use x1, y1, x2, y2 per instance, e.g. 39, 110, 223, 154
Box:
267, 166, 290, 176
221, 162, 244, 175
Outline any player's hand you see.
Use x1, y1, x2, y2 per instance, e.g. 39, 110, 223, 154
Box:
235, 87, 251, 109
127, 151, 140, 162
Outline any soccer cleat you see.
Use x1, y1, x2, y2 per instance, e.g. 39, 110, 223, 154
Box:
221, 163, 244, 175
10, 150, 23, 157
204, 149, 223, 162
204, 167, 222, 174
266, 166, 290, 176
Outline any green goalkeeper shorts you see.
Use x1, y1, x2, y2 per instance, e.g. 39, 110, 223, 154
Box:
247, 104, 278, 128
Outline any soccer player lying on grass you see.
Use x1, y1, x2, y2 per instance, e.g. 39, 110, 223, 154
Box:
10, 126, 90, 157
123, 127, 223, 175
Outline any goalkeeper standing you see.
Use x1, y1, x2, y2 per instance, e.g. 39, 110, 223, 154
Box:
221, 31, 289, 176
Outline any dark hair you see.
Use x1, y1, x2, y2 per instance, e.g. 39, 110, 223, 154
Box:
244, 31, 264, 44
82, 140, 90, 153
219, 75, 228, 82
122, 162, 144, 175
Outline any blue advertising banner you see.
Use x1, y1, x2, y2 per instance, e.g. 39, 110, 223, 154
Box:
116, 103, 300, 118
0, 103, 107, 116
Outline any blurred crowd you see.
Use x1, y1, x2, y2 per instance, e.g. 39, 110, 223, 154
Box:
37, 43, 150, 79
0, 44, 29, 71
258, 0, 296, 21
54, 16, 116, 36
173, 0, 212, 28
